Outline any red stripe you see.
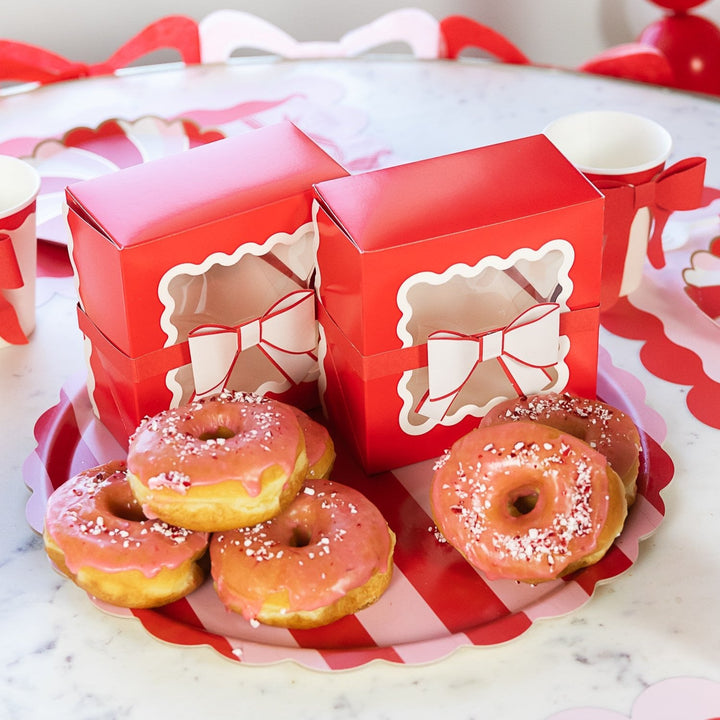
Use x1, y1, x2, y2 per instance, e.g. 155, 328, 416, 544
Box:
464, 611, 532, 646
569, 544, 633, 596
133, 599, 237, 662
640, 432, 674, 516
33, 386, 83, 490
315, 644, 405, 670
290, 615, 404, 669
331, 445, 517, 637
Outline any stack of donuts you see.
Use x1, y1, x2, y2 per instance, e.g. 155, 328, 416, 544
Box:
42, 391, 396, 628
430, 392, 642, 583
44, 387, 642, 626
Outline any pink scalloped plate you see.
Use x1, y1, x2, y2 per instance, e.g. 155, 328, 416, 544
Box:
23, 347, 673, 670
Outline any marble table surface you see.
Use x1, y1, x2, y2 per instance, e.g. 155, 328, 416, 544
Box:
1, 57, 719, 719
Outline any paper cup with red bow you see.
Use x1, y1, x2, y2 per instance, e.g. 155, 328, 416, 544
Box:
544, 111, 706, 309
0, 155, 41, 347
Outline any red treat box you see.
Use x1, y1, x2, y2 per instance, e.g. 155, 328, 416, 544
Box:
66, 122, 348, 447
313, 134, 604, 473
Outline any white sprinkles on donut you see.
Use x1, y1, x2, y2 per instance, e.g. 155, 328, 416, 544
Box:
215, 487, 353, 563
132, 392, 286, 458
58, 471, 199, 547
443, 439, 602, 568
497, 393, 622, 450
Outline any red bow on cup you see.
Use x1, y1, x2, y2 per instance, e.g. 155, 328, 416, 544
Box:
594, 157, 706, 306
0, 233, 28, 345
187, 289, 318, 400
0, 16, 200, 86
416, 303, 560, 420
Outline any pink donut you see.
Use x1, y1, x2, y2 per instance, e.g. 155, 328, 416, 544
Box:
210, 477, 395, 628
43, 460, 209, 608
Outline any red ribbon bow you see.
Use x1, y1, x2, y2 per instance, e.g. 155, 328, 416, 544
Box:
0, 16, 200, 86
594, 157, 706, 308
0, 233, 28, 344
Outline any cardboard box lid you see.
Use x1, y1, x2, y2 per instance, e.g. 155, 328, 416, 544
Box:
65, 122, 345, 249
313, 134, 602, 252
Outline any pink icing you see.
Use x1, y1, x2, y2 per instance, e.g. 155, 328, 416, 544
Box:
44, 461, 208, 577
210, 477, 393, 620
431, 421, 611, 582
291, 408, 332, 469
127, 391, 305, 497
481, 391, 641, 482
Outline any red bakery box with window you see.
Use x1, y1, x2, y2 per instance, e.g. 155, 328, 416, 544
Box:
313, 134, 605, 473
65, 122, 348, 447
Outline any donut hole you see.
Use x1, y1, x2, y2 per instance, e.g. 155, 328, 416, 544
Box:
198, 425, 236, 441
105, 496, 146, 523
97, 484, 147, 522
508, 489, 540, 517
288, 526, 313, 548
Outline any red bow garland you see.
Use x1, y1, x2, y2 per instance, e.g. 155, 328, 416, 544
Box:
594, 157, 706, 305
0, 15, 200, 86
439, 15, 531, 63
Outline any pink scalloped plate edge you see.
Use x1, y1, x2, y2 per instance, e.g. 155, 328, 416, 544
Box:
23, 346, 673, 671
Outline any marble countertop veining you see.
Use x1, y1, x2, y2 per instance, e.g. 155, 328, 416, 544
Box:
1, 59, 719, 720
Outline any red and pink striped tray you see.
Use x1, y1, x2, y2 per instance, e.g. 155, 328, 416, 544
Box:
23, 347, 673, 670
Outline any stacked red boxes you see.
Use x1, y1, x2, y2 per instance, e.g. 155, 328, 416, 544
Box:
66, 122, 348, 447
313, 134, 605, 473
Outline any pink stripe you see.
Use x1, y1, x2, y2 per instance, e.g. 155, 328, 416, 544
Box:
521, 581, 590, 623
23, 451, 54, 533
289, 614, 402, 665
614, 495, 664, 560
232, 639, 329, 669
331, 447, 516, 636
393, 632, 472, 666
179, 97, 302, 127
352, 566, 452, 646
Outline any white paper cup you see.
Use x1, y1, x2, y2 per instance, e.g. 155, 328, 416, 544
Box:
544, 111, 673, 306
543, 110, 672, 179
0, 155, 41, 346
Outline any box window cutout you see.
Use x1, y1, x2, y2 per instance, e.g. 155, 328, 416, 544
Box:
158, 222, 318, 406
397, 239, 574, 435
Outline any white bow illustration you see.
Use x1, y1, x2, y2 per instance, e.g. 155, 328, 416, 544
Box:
187, 289, 318, 400
416, 303, 561, 419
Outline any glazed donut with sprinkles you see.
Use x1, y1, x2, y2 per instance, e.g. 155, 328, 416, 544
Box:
210, 476, 396, 628
481, 392, 641, 506
43, 461, 209, 608
430, 421, 628, 583
126, 391, 310, 532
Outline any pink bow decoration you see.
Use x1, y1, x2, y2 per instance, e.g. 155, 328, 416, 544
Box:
187, 289, 318, 400
0, 232, 28, 345
416, 303, 560, 420
0, 15, 200, 86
